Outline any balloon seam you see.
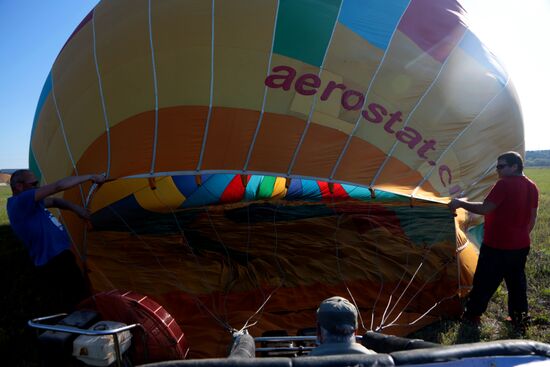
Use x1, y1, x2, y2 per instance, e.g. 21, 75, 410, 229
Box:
329, 0, 414, 181
36, 74, 86, 260
286, 0, 344, 177
51, 72, 86, 205
411, 77, 510, 199
456, 139, 521, 198
196, 0, 216, 171
92, 9, 112, 177
118, 169, 443, 203
243, 0, 281, 172
148, 0, 160, 175
370, 28, 470, 189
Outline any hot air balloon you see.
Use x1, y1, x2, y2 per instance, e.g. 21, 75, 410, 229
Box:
29, 0, 523, 359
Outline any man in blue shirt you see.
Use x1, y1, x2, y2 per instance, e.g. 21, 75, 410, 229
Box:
7, 169, 105, 311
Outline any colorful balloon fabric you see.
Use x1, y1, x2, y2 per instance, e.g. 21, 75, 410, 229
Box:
30, 0, 522, 359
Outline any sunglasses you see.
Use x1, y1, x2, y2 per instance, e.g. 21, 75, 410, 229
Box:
26, 180, 39, 187
496, 164, 509, 170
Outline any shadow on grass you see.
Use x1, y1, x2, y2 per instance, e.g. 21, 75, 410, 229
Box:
408, 318, 457, 344
456, 322, 481, 343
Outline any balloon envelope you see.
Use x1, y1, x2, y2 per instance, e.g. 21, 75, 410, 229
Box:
30, 0, 522, 358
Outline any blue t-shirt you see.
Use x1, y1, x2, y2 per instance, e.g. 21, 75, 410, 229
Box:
7, 189, 71, 266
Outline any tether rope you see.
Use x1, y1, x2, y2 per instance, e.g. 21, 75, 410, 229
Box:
376, 257, 457, 331
82, 175, 461, 337
329, 193, 370, 332
102, 193, 233, 332
239, 199, 288, 333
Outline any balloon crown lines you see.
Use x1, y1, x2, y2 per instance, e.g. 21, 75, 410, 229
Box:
265, 65, 459, 196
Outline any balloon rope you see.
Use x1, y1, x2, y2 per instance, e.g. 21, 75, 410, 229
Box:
332, 207, 368, 332
91, 9, 111, 178
245, 203, 268, 301
51, 73, 85, 206
364, 201, 386, 332
148, 177, 238, 328
79, 181, 102, 267
243, 0, 280, 172
370, 29, 469, 188
411, 77, 510, 199
287, 1, 343, 176
376, 216, 455, 331
147, 0, 160, 175
196, 180, 287, 333
378, 294, 457, 331
380, 262, 424, 326
329, 0, 414, 181
328, 188, 382, 333
376, 258, 455, 331
379, 245, 438, 327
193, 181, 240, 321
239, 200, 287, 332
203, 205, 239, 325
379, 256, 412, 327
104, 203, 233, 332
148, 180, 215, 304
196, 0, 216, 171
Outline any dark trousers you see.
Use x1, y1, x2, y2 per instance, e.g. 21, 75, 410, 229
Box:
36, 250, 91, 313
464, 244, 529, 318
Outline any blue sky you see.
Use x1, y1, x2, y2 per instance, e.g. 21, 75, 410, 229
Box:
1, 0, 549, 170
0, 0, 98, 169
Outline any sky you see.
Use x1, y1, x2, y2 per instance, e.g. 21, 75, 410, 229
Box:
1, 0, 549, 170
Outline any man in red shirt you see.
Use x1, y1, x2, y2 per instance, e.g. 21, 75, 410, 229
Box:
450, 151, 538, 329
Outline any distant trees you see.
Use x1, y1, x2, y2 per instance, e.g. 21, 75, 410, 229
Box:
526, 150, 550, 167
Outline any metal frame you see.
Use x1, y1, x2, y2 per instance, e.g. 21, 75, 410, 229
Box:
28, 313, 142, 367
253, 335, 363, 354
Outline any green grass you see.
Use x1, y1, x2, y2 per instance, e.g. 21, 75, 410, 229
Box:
0, 185, 9, 225
1, 170, 549, 364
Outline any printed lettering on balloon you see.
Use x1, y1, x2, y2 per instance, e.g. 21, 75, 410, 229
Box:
265, 65, 457, 195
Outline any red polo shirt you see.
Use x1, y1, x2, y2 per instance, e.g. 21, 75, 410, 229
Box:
483, 175, 538, 250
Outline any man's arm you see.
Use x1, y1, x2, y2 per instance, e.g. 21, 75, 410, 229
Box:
449, 198, 496, 215
35, 174, 105, 202
44, 197, 90, 220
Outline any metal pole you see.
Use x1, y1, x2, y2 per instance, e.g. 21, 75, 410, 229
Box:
28, 315, 142, 366
113, 332, 122, 367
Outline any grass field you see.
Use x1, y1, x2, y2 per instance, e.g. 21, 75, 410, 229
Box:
0, 169, 548, 364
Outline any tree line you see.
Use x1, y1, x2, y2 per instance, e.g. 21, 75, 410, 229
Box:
526, 150, 550, 167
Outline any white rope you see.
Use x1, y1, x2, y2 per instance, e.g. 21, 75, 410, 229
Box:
243, 0, 280, 171
411, 78, 510, 199
370, 29, 469, 188
51, 74, 85, 206
148, 0, 160, 175
326, 185, 379, 333
239, 200, 287, 332
329, 0, 414, 180
196, 0, 216, 171
92, 8, 111, 178
380, 262, 423, 326
333, 208, 368, 332
378, 253, 412, 327
376, 258, 455, 331
378, 294, 456, 330
105, 202, 233, 331
287, 1, 344, 176
375, 206, 457, 330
